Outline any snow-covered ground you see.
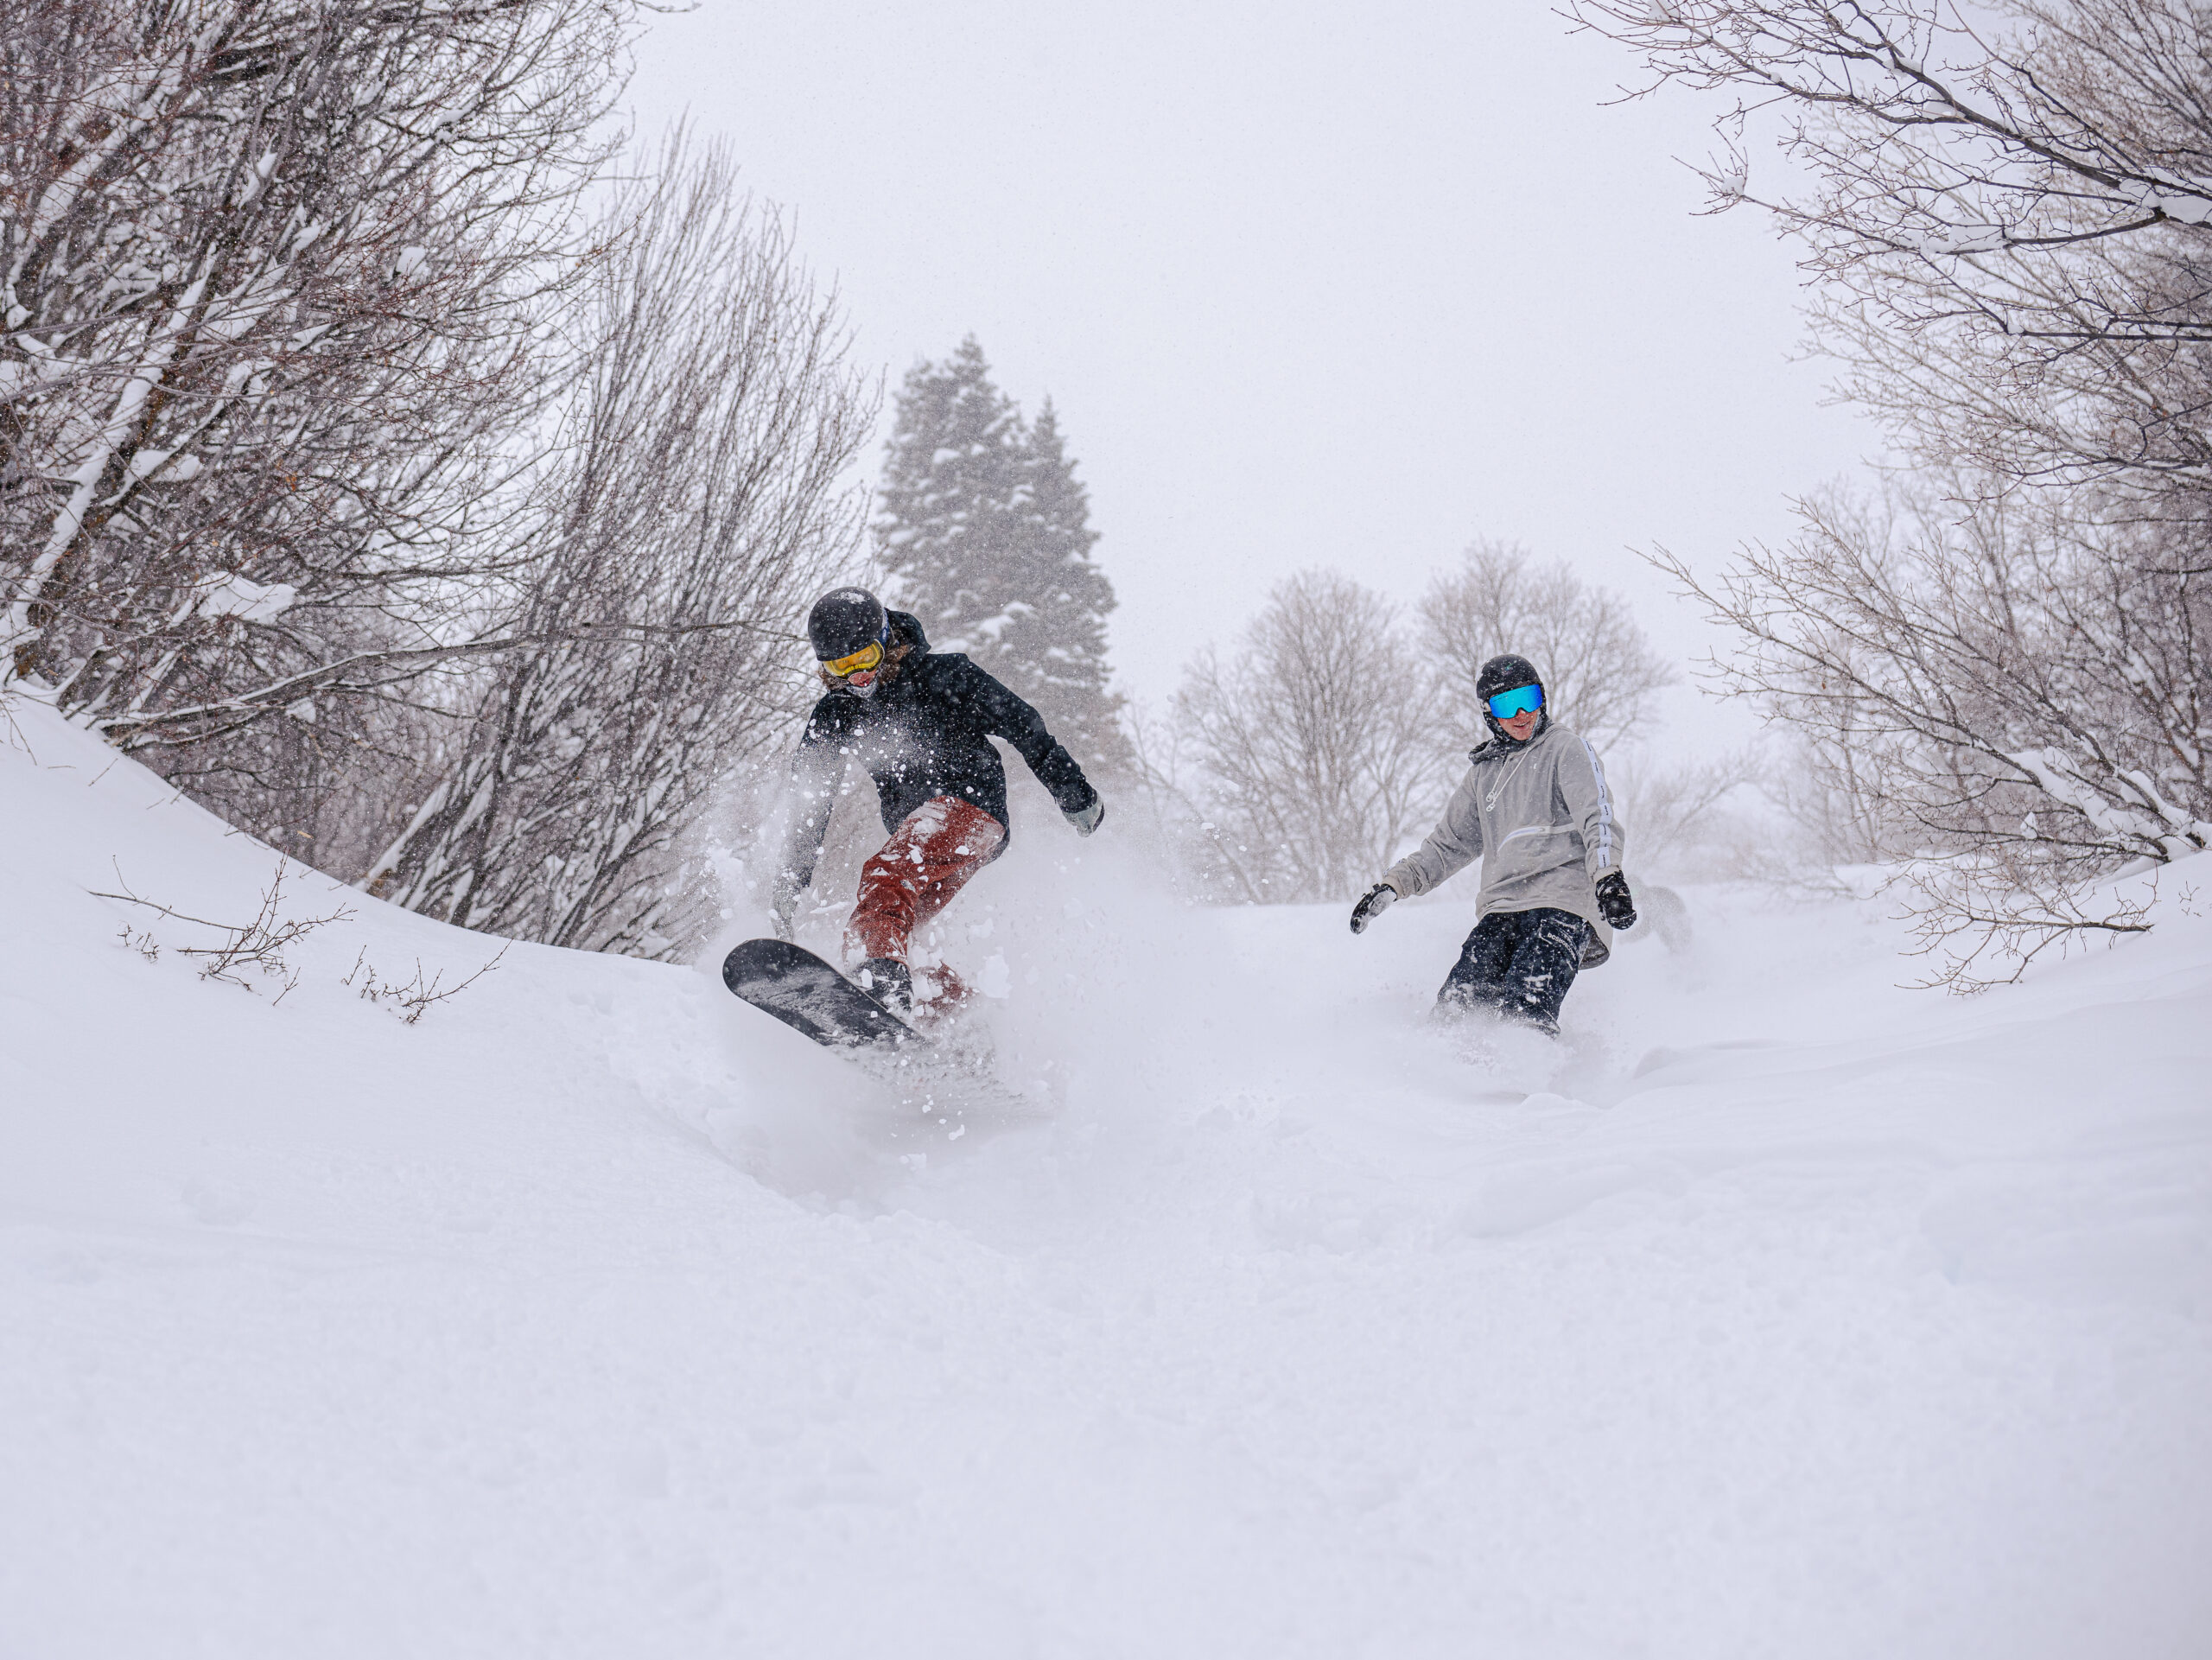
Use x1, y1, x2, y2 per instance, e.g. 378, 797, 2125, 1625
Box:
5, 693, 2209, 1659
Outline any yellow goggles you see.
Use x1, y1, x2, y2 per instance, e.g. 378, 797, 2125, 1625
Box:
823, 639, 883, 678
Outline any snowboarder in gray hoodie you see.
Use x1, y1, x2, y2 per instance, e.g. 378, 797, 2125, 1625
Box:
1348, 652, 1637, 1034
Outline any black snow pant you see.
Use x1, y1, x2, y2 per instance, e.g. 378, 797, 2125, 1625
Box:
1436, 906, 1591, 1035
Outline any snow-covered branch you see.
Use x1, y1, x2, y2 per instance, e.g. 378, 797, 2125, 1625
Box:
359, 135, 873, 959
1, 0, 630, 761
1654, 473, 2211, 980
1567, 0, 2212, 492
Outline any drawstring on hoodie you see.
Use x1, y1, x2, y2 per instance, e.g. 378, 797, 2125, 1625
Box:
1484, 748, 1529, 813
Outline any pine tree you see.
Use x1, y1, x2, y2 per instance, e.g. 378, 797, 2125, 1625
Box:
874, 336, 1026, 652
1002, 398, 1128, 773
874, 337, 1130, 775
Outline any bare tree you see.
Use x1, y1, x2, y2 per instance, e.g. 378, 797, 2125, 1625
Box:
1417, 539, 1676, 751
1172, 569, 1447, 903
361, 136, 874, 957
1613, 749, 1763, 877
1657, 475, 2209, 981
1760, 737, 1918, 884
1118, 696, 1263, 904
1, 0, 628, 769
1570, 0, 2212, 979
1567, 0, 2212, 496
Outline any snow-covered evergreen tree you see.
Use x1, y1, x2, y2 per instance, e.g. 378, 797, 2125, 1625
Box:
873, 338, 1024, 652
999, 398, 1129, 773
874, 339, 1130, 774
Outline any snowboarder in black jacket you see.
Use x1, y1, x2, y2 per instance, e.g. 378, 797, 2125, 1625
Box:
771, 587, 1104, 1017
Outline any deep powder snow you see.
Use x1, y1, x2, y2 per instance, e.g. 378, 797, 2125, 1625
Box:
3, 695, 2209, 1658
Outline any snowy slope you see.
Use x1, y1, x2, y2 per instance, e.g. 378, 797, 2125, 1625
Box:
3, 692, 2209, 1660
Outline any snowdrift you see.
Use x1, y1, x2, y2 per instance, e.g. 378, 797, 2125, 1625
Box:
3, 692, 2209, 1659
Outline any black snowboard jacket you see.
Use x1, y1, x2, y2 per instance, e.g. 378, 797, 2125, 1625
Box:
777, 610, 1098, 892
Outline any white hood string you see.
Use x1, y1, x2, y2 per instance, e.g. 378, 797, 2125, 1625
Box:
1484, 749, 1529, 814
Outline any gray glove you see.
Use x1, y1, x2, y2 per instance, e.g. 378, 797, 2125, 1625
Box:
1065, 795, 1105, 836
1349, 881, 1397, 935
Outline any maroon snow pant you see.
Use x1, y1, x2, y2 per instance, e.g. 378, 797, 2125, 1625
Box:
844, 795, 1005, 1005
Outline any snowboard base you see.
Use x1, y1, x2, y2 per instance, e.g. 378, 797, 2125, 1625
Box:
722, 938, 925, 1051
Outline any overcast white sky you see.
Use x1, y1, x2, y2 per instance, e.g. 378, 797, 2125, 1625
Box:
627, 1, 1876, 743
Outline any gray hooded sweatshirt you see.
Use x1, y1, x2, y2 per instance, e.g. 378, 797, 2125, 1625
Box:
1381, 720, 1627, 967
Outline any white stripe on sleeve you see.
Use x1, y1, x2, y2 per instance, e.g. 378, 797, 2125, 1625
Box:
1577, 735, 1613, 869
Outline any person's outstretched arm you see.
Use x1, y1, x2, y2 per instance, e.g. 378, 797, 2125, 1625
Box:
1353, 766, 1486, 933
768, 708, 846, 937
1558, 734, 1636, 927
956, 663, 1102, 827
1384, 767, 1487, 900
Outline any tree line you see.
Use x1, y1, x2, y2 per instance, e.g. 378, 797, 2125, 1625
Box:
1567, 0, 2212, 984
1137, 551, 1685, 907
868, 344, 1697, 916
10, 0, 2202, 991
917, 0, 2212, 989
2, 1, 868, 958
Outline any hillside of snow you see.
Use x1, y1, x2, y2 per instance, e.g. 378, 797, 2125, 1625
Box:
4, 691, 2210, 1659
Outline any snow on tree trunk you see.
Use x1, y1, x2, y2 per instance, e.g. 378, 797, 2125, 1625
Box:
0, 0, 630, 861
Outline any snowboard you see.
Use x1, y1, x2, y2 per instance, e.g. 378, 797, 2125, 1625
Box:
722, 938, 926, 1051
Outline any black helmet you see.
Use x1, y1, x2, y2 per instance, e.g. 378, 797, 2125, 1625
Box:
807, 587, 887, 662
1475, 652, 1548, 743
1476, 652, 1543, 703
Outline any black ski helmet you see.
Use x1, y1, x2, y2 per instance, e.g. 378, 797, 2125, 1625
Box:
806, 587, 887, 662
1475, 652, 1547, 741
1476, 652, 1543, 704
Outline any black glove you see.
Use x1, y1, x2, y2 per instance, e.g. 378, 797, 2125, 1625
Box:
1595, 871, 1637, 930
1349, 881, 1397, 935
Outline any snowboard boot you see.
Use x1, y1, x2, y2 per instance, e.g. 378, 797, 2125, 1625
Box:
853, 956, 912, 1018
909, 959, 975, 1027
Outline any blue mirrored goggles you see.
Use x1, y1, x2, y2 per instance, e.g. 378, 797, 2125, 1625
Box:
1485, 683, 1544, 721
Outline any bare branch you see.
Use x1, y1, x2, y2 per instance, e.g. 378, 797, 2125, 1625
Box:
1417, 539, 1677, 752
92, 855, 353, 998
1171, 570, 1452, 903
